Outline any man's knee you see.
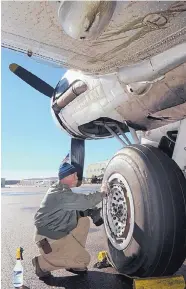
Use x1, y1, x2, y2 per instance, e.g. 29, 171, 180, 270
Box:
72, 217, 90, 246
78, 216, 90, 228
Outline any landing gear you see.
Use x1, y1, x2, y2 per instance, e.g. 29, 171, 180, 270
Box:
103, 145, 186, 277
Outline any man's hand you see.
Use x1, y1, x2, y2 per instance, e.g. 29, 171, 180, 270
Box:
100, 182, 109, 197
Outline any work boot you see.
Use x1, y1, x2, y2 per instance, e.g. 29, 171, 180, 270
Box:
66, 267, 88, 275
32, 257, 51, 278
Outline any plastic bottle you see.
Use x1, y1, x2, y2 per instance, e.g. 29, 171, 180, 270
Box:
13, 247, 24, 288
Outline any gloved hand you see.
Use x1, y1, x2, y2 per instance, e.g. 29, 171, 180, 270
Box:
87, 207, 104, 226
81, 207, 104, 226
100, 182, 109, 197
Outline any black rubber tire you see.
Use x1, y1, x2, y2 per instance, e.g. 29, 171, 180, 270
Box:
103, 145, 186, 277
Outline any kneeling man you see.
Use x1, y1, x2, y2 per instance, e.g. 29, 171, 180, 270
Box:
32, 162, 107, 278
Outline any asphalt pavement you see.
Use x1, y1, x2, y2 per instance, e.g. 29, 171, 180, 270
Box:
1, 186, 186, 289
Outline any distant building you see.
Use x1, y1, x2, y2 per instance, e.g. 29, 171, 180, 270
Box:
1, 178, 5, 188
5, 180, 20, 186
20, 177, 58, 187
86, 160, 109, 179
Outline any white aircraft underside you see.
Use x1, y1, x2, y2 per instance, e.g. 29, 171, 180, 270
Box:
2, 1, 186, 73
1, 1, 186, 168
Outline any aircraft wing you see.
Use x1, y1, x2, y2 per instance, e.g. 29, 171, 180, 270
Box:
2, 1, 186, 74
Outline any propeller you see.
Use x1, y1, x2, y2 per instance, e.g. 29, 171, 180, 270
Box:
9, 63, 54, 97
10, 64, 86, 182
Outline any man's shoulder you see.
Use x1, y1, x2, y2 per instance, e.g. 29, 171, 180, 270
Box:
38, 182, 70, 209
48, 182, 71, 194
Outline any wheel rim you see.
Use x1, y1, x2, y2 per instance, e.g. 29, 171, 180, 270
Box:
103, 173, 135, 250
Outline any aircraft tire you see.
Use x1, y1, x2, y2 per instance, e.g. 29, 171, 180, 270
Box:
102, 144, 186, 277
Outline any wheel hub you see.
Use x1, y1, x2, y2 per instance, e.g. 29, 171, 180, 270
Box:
109, 184, 128, 238
103, 173, 135, 250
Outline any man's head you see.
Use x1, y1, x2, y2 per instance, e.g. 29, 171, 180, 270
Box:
58, 162, 78, 188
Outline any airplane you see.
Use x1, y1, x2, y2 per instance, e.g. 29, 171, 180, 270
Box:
2, 1, 186, 278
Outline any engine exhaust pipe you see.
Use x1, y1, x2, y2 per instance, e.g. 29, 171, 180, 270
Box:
53, 81, 87, 113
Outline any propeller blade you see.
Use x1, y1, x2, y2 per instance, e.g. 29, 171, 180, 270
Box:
9, 63, 54, 97
71, 138, 85, 186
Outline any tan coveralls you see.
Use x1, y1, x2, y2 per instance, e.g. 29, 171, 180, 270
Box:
34, 183, 103, 272
35, 217, 90, 271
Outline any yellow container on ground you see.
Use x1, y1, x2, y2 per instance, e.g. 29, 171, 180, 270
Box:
133, 275, 185, 289
16, 247, 21, 259
97, 251, 108, 262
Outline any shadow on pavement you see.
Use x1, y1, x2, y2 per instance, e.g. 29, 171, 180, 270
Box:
40, 271, 133, 289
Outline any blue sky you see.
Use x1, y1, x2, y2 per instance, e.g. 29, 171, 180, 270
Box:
1, 48, 123, 180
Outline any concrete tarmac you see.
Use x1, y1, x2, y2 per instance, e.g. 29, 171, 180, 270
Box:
1, 186, 186, 289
